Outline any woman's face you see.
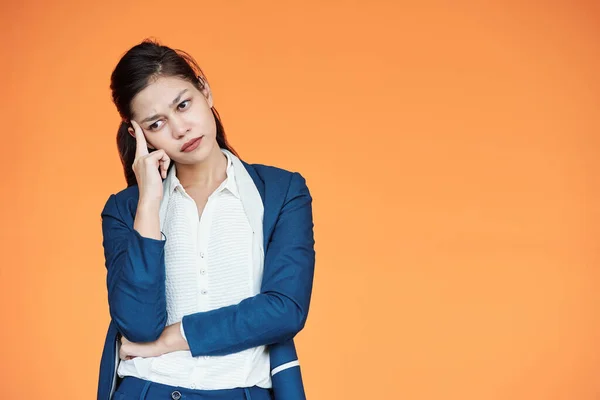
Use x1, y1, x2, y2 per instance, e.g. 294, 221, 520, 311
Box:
129, 75, 217, 164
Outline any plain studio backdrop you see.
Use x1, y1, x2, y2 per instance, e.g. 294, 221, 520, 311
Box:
0, 1, 599, 399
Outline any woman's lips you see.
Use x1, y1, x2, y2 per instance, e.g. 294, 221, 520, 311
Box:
181, 136, 203, 152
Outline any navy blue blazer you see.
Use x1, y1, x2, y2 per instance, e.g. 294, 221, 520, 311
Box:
97, 160, 315, 400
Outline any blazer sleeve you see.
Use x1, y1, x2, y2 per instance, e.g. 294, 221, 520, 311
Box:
101, 194, 168, 343
181, 172, 316, 357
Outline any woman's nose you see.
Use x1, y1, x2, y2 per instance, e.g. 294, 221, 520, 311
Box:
171, 117, 190, 137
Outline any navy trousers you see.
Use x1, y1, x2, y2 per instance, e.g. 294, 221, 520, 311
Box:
113, 376, 273, 400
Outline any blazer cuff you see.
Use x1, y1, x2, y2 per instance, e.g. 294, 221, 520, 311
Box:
180, 320, 188, 342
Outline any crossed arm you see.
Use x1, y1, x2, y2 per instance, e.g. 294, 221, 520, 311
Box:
101, 173, 315, 358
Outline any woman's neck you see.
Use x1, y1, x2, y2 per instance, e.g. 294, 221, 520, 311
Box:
175, 145, 228, 190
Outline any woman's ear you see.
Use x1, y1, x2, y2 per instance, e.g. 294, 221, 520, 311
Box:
198, 76, 214, 108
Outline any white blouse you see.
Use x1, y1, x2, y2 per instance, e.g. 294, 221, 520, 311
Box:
117, 149, 271, 390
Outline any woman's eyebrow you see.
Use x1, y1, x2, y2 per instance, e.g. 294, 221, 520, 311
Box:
170, 89, 188, 107
140, 89, 189, 123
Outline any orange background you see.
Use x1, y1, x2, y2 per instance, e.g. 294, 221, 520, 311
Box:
1, 1, 599, 399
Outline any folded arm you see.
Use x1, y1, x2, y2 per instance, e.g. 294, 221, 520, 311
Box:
181, 172, 316, 357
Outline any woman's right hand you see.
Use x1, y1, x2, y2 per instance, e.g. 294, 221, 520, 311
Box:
130, 120, 170, 204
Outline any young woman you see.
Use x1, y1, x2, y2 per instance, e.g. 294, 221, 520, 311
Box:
97, 39, 315, 400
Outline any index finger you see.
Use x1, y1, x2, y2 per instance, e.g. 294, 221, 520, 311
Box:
131, 120, 149, 158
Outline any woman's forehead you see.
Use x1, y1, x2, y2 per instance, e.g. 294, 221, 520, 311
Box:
131, 76, 194, 114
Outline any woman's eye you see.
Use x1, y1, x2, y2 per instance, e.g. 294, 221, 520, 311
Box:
148, 121, 163, 130
178, 100, 191, 110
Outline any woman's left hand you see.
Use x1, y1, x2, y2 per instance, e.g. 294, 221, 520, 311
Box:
119, 322, 188, 360
119, 335, 164, 360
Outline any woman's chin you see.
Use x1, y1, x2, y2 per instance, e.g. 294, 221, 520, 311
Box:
183, 138, 219, 162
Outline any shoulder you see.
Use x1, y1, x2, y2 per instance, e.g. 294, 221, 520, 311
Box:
244, 161, 312, 206
114, 184, 140, 201
100, 185, 140, 220
246, 161, 294, 180
245, 161, 310, 192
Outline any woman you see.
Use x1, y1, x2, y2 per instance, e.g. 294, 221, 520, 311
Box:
97, 39, 315, 400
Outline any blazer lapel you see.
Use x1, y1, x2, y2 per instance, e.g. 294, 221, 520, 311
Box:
242, 161, 288, 249
239, 160, 271, 249
241, 160, 265, 202
224, 151, 263, 237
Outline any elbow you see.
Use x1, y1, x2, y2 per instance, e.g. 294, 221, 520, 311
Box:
108, 277, 167, 342
291, 308, 308, 335
274, 296, 308, 339
281, 312, 307, 341
113, 312, 166, 343
110, 296, 167, 343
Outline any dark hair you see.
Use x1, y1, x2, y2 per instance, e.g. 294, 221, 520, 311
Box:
110, 39, 238, 187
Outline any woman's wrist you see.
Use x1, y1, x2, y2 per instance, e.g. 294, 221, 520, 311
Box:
159, 322, 189, 353
134, 199, 162, 240
137, 198, 160, 212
